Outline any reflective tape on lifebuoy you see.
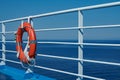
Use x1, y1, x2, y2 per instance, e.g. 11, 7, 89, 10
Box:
16, 22, 36, 63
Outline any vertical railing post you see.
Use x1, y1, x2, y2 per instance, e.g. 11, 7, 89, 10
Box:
30, 19, 33, 27
28, 16, 33, 26
77, 10, 83, 80
24, 17, 34, 79
28, 16, 31, 23
1, 23, 6, 65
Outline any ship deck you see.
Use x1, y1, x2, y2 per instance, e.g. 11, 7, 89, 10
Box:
0, 66, 55, 80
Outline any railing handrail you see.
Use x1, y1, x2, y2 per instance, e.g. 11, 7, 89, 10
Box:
0, 58, 105, 80
0, 1, 120, 23
0, 24, 120, 34
1, 49, 120, 67
2, 40, 120, 47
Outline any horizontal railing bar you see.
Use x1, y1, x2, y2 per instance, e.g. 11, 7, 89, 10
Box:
82, 43, 120, 47
0, 2, 120, 23
2, 24, 120, 34
2, 41, 27, 43
1, 50, 120, 66
2, 49, 120, 66
5, 50, 17, 53
5, 41, 16, 43
30, 1, 120, 18
0, 17, 28, 23
37, 54, 78, 61
2, 40, 120, 47
0, 58, 21, 64
84, 24, 120, 29
38, 41, 120, 47
35, 65, 105, 80
35, 24, 120, 32
38, 54, 120, 66
37, 41, 78, 45
0, 49, 17, 53
79, 1, 120, 10
5, 31, 16, 34
0, 58, 104, 80
1, 40, 120, 47
5, 41, 27, 43
35, 27, 79, 32
83, 59, 120, 66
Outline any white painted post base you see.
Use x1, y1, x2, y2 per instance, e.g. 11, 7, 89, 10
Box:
0, 61, 6, 69
25, 68, 33, 74
0, 61, 5, 65
24, 68, 33, 79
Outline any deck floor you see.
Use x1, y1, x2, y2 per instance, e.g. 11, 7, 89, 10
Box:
0, 66, 55, 80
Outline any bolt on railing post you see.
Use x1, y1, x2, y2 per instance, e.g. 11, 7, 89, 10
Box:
77, 10, 83, 80
1, 23, 6, 65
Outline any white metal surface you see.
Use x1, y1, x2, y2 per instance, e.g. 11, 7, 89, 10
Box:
2, 50, 120, 66
0, 61, 5, 66
77, 10, 83, 80
2, 49, 120, 66
35, 24, 120, 31
3, 24, 120, 34
5, 50, 17, 53
84, 24, 120, 29
38, 41, 120, 47
2, 23, 6, 64
82, 43, 120, 47
5, 31, 16, 34
37, 54, 120, 66
0, 17, 28, 23
0, 58, 21, 64
3, 40, 120, 47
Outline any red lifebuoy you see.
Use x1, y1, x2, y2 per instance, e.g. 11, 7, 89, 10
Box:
16, 22, 36, 63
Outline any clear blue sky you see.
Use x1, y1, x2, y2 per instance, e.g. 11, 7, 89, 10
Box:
0, 0, 120, 40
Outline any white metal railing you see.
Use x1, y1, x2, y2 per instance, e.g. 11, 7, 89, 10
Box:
0, 1, 120, 24
3, 40, 120, 47
0, 57, 104, 80
1, 24, 120, 34
0, 1, 120, 80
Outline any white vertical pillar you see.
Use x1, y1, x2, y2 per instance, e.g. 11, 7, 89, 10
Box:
30, 19, 33, 27
21, 20, 24, 28
25, 17, 34, 74
77, 10, 83, 80
28, 17, 33, 27
28, 17, 31, 23
2, 23, 6, 64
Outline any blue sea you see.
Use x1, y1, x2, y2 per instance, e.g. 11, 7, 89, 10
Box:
0, 40, 120, 80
